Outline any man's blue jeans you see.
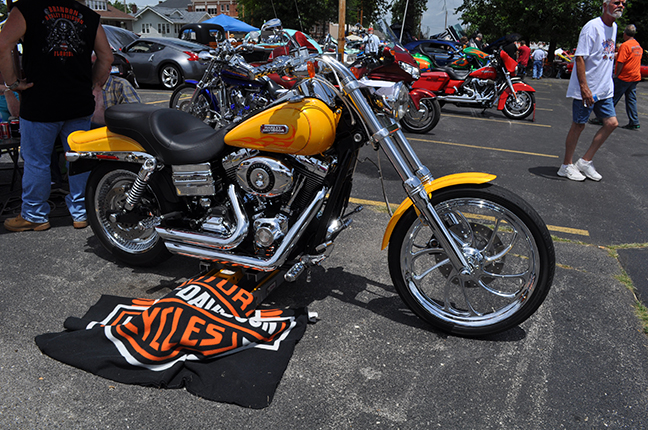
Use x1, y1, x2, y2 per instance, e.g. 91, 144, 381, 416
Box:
19, 117, 91, 223
613, 78, 639, 126
533, 60, 543, 79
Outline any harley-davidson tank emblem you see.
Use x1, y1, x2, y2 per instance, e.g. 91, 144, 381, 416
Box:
260, 124, 289, 134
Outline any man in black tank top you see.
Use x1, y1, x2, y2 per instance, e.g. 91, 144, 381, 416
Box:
0, 0, 113, 232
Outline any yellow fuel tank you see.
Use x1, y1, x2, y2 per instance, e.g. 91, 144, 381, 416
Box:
224, 98, 339, 156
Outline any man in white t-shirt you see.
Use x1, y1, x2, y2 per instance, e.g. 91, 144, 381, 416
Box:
557, 0, 624, 181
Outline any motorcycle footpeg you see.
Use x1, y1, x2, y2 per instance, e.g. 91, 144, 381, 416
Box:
285, 261, 305, 283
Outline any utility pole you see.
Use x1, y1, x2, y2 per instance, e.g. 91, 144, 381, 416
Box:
337, 0, 345, 62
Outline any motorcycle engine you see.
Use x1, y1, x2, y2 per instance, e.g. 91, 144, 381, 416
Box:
222, 148, 333, 254
230, 88, 270, 119
468, 78, 496, 100
236, 155, 293, 197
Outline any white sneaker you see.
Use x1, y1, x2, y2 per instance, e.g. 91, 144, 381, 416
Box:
557, 164, 586, 181
575, 158, 602, 181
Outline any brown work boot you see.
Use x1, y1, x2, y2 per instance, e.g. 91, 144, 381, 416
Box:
73, 220, 88, 229
4, 214, 51, 232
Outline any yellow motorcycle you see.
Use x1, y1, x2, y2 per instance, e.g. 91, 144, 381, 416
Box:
66, 53, 555, 337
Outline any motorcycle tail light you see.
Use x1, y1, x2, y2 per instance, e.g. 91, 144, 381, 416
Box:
184, 51, 200, 61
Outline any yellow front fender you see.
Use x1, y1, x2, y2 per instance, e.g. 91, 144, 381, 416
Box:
380, 172, 497, 250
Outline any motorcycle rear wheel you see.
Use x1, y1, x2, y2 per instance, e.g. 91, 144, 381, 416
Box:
387, 184, 554, 337
86, 163, 172, 266
169, 83, 212, 123
502, 91, 535, 120
400, 99, 441, 134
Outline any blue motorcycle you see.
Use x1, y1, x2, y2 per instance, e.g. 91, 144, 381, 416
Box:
169, 43, 287, 128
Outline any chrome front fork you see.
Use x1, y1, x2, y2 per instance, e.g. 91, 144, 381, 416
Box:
321, 57, 472, 273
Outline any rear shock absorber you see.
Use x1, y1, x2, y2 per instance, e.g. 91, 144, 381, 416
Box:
124, 157, 157, 211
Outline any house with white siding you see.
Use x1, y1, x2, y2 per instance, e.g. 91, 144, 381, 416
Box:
134, 5, 211, 38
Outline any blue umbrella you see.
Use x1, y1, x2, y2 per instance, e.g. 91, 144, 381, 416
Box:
202, 15, 259, 33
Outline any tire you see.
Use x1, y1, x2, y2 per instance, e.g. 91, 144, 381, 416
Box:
86, 162, 172, 266
400, 98, 441, 133
169, 83, 212, 122
159, 63, 182, 90
387, 184, 555, 337
502, 91, 535, 120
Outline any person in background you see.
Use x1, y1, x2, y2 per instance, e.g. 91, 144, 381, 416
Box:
558, 0, 624, 182
532, 47, 547, 79
612, 24, 642, 130
517, 40, 531, 78
362, 27, 380, 55
91, 74, 141, 127
0, 0, 113, 232
0, 71, 20, 121
469, 33, 483, 50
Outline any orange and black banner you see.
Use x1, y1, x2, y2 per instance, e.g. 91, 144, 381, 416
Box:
35, 275, 310, 408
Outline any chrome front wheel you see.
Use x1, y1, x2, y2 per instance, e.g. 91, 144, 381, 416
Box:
502, 91, 535, 120
400, 99, 441, 134
388, 184, 554, 336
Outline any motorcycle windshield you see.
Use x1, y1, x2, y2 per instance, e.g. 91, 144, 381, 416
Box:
371, 20, 406, 51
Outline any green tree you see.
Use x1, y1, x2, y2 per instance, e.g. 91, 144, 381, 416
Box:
108, 1, 137, 14
390, 0, 428, 38
0, 0, 8, 23
237, 0, 388, 34
456, 0, 602, 61
624, 0, 648, 54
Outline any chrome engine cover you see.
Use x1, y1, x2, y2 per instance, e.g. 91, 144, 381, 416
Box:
236, 156, 294, 197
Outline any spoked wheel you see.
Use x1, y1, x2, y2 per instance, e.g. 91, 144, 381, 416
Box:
388, 184, 555, 337
159, 64, 182, 90
400, 98, 441, 133
86, 163, 172, 266
169, 83, 212, 123
502, 91, 535, 120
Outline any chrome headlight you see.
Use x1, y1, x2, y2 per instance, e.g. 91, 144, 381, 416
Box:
399, 61, 420, 80
383, 82, 410, 121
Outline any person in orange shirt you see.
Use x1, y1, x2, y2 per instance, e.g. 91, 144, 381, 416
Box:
613, 24, 642, 129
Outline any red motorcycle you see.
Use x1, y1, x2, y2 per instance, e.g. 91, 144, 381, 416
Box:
348, 22, 441, 134
413, 49, 535, 120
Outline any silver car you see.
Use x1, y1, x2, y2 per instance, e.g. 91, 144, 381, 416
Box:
120, 37, 211, 89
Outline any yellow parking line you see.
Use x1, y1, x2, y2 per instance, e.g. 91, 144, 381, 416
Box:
546, 224, 589, 236
349, 197, 399, 211
536, 107, 553, 111
442, 113, 552, 127
348, 198, 589, 237
408, 137, 559, 158
146, 100, 170, 104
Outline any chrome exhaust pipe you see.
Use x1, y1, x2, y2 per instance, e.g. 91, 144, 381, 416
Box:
163, 187, 329, 271
155, 184, 249, 250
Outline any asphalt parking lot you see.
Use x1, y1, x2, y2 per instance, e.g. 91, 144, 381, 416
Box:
1, 78, 648, 429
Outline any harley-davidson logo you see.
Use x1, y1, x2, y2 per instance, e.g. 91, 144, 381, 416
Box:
260, 124, 289, 134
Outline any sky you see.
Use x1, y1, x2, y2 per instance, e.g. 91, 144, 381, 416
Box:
420, 0, 463, 37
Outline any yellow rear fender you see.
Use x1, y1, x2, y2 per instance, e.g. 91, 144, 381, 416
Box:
380, 172, 497, 250
68, 127, 145, 153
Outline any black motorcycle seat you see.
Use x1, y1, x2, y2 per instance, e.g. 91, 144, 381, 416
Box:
431, 67, 471, 81
264, 77, 289, 98
105, 103, 229, 165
